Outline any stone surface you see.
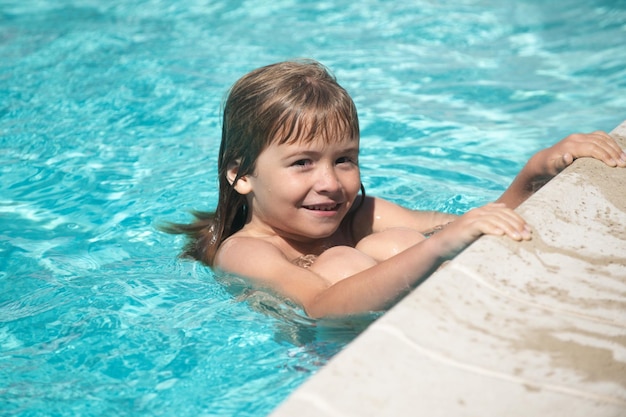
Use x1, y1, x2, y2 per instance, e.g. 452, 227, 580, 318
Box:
270, 121, 626, 417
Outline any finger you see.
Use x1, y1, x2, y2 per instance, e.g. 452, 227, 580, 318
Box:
585, 131, 626, 167
480, 209, 531, 241
587, 145, 619, 167
496, 206, 530, 236
590, 131, 624, 155
492, 217, 531, 241
562, 152, 575, 168
551, 153, 574, 174
482, 220, 523, 241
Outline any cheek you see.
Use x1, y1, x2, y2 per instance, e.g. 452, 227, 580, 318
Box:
343, 170, 362, 197
268, 175, 309, 200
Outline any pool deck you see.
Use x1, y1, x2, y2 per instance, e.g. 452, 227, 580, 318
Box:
270, 120, 626, 417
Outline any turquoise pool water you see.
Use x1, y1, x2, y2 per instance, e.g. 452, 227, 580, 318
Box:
1, 0, 625, 415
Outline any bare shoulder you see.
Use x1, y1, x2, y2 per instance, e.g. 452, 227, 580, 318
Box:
215, 235, 287, 275
353, 196, 456, 237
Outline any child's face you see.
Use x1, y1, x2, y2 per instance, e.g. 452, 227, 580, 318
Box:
243, 134, 361, 243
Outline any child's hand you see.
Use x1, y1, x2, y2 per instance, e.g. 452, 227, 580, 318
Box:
435, 203, 531, 259
531, 131, 626, 178
497, 131, 625, 208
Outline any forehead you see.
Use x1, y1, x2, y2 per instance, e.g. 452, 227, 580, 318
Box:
272, 104, 358, 144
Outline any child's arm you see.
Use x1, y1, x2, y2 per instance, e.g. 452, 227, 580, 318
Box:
352, 196, 458, 239
215, 203, 528, 318
497, 131, 626, 208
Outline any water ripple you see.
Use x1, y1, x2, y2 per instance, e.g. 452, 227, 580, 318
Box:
1, 0, 625, 415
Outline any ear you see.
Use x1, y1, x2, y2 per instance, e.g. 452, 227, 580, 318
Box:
226, 160, 253, 195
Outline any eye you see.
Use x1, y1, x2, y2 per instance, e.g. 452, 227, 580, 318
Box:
292, 159, 313, 168
336, 156, 357, 165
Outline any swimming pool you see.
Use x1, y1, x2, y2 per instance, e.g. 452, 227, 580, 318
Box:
1, 0, 625, 415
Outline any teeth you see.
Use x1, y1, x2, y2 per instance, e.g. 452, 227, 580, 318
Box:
306, 204, 337, 211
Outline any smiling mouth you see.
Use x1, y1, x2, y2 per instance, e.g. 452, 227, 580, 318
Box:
302, 203, 341, 211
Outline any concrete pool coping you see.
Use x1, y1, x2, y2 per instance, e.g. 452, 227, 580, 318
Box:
270, 120, 626, 417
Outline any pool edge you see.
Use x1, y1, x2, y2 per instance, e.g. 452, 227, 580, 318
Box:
270, 119, 626, 417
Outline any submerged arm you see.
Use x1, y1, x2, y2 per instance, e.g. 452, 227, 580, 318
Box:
216, 204, 528, 318
305, 203, 529, 317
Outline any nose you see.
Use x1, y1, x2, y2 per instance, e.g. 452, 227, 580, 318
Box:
314, 164, 341, 193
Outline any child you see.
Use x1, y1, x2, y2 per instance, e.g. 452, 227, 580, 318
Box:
165, 59, 626, 318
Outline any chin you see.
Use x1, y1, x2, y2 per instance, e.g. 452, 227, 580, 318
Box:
302, 226, 339, 240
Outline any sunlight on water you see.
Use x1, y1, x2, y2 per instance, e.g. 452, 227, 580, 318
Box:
1, 0, 625, 415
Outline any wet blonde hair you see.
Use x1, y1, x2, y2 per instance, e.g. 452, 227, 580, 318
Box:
164, 59, 361, 266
